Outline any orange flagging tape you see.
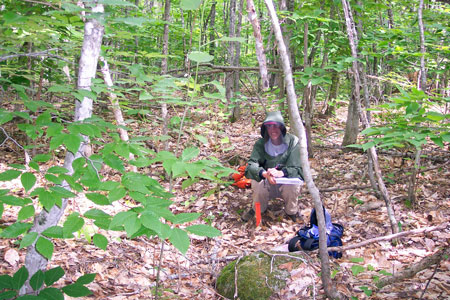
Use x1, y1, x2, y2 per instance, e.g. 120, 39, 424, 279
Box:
255, 202, 261, 227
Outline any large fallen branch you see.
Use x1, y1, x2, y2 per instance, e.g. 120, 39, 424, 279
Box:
327, 223, 448, 253
376, 247, 449, 289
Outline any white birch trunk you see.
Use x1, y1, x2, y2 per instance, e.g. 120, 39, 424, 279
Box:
20, 3, 104, 295
246, 0, 269, 91
263, 0, 342, 298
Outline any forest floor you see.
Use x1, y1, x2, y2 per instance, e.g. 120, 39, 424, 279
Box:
1, 103, 449, 300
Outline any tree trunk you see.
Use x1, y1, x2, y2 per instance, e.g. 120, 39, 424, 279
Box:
408, 0, 427, 205
161, 0, 171, 151
323, 70, 339, 116
226, 0, 238, 122
246, 0, 269, 91
264, 1, 343, 299
21, 3, 104, 295
209, 1, 217, 57
341, 0, 398, 235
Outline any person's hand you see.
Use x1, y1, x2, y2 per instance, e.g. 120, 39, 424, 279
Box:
267, 168, 283, 178
262, 171, 277, 185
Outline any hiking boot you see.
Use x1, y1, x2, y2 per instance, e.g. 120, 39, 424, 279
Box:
241, 208, 255, 222
286, 213, 299, 222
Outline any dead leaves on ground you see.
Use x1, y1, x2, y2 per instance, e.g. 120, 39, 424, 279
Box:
0, 107, 449, 299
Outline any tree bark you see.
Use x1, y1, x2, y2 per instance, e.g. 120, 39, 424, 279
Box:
418, 0, 427, 91
209, 1, 217, 57
246, 0, 269, 91
264, 1, 342, 299
160, 0, 170, 151
21, 2, 104, 295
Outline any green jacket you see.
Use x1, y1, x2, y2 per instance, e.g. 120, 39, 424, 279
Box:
245, 111, 303, 182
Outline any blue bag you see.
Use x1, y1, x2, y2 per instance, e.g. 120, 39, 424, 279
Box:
288, 207, 344, 258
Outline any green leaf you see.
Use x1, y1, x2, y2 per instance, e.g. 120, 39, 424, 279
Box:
180, 0, 202, 10
38, 190, 56, 211
32, 154, 52, 163
21, 172, 36, 192
0, 195, 32, 206
49, 186, 76, 198
108, 187, 126, 202
114, 143, 130, 158
47, 166, 69, 175
0, 170, 21, 181
18, 205, 35, 221
112, 17, 148, 26
84, 209, 111, 220
86, 193, 110, 205
194, 134, 208, 145
351, 265, 365, 276
362, 141, 376, 151
181, 147, 199, 162
0, 290, 17, 299
64, 134, 82, 154
350, 257, 365, 263
218, 36, 246, 43
19, 232, 38, 249
185, 163, 204, 179
140, 212, 171, 239
172, 213, 201, 224
109, 211, 134, 230
0, 222, 32, 238
360, 286, 372, 296
98, 0, 136, 6
188, 51, 213, 63
169, 228, 190, 255
172, 161, 187, 178
50, 134, 65, 150
38, 288, 64, 300
0, 275, 14, 290
46, 123, 63, 137
378, 269, 392, 276
63, 213, 85, 237
0, 110, 14, 125
426, 111, 445, 121
30, 270, 45, 291
42, 226, 63, 238
93, 233, 108, 250
123, 214, 141, 237
44, 267, 65, 286
62, 284, 92, 297
13, 266, 29, 290
103, 154, 125, 172
185, 224, 221, 237
76, 273, 96, 285
36, 237, 54, 260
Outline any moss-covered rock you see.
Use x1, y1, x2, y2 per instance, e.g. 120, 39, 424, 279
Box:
216, 251, 303, 300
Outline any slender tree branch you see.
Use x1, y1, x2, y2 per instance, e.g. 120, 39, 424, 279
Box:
327, 223, 448, 253
0, 48, 71, 63
0, 127, 31, 164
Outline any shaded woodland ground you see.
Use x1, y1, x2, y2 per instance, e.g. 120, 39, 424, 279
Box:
1, 102, 449, 299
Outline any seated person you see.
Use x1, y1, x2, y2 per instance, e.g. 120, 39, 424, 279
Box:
242, 111, 304, 222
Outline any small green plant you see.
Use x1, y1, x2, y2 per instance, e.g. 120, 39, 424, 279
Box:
350, 196, 364, 205
0, 266, 95, 299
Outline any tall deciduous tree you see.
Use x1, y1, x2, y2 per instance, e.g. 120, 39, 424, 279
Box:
264, 0, 343, 299
341, 0, 398, 235
161, 0, 171, 151
20, 2, 105, 295
246, 0, 269, 91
